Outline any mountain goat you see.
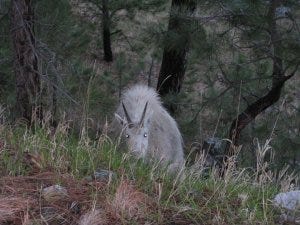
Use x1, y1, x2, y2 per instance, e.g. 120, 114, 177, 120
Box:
113, 85, 185, 172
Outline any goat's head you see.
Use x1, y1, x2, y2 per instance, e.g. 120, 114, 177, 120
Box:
115, 102, 151, 158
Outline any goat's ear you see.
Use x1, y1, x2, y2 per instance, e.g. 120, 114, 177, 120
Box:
114, 113, 126, 125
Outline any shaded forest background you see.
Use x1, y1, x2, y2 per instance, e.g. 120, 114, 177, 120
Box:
0, 0, 299, 171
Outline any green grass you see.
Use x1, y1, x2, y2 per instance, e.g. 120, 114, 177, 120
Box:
0, 123, 286, 224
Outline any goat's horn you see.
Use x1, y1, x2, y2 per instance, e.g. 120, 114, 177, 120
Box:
122, 102, 132, 124
139, 102, 148, 125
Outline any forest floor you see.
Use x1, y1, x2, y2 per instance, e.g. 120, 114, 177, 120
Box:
0, 123, 294, 225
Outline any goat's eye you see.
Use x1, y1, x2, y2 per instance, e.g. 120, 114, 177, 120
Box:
125, 134, 130, 138
143, 133, 147, 137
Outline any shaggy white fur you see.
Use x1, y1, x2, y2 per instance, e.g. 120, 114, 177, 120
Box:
113, 84, 185, 172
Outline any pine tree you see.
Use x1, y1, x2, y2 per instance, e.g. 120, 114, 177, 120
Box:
101, 0, 113, 62
221, 0, 300, 158
10, 0, 42, 123
156, 0, 196, 113
84, 0, 148, 62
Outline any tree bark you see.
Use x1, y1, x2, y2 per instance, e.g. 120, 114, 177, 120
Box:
102, 0, 113, 62
156, 0, 196, 111
224, 0, 287, 158
10, 0, 42, 123
224, 75, 293, 156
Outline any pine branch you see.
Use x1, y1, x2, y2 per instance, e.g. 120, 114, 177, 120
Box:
223, 0, 299, 158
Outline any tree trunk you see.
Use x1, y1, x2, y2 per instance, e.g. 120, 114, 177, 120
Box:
224, 0, 288, 158
10, 0, 42, 124
156, 0, 196, 112
102, 0, 113, 62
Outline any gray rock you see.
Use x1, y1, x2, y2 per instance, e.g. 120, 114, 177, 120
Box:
42, 184, 69, 203
273, 190, 300, 224
274, 190, 300, 211
203, 137, 225, 155
276, 6, 291, 17
84, 169, 116, 182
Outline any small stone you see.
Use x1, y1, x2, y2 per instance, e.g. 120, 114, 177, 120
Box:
84, 169, 116, 182
42, 184, 69, 203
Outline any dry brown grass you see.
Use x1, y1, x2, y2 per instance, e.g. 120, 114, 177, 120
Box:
0, 196, 34, 224
78, 209, 108, 225
107, 179, 154, 222
0, 172, 96, 224
0, 172, 157, 224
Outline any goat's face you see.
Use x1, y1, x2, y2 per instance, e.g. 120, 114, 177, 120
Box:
124, 122, 150, 158
115, 102, 150, 158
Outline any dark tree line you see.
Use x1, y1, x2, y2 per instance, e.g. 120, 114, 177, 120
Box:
5, 0, 299, 169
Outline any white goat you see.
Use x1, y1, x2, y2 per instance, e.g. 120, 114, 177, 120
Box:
113, 85, 185, 172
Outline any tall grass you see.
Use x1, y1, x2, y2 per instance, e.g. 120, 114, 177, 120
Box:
0, 118, 297, 224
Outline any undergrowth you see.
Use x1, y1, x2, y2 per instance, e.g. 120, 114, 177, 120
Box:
0, 121, 295, 224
